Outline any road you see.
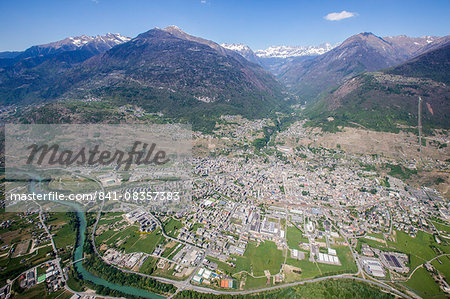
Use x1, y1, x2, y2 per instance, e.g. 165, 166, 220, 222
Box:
85, 175, 414, 299
405, 253, 450, 281
1, 258, 61, 299
89, 212, 413, 299
36, 201, 66, 283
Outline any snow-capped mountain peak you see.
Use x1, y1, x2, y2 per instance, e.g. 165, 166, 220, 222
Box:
38, 33, 131, 51
66, 33, 131, 48
20, 33, 132, 60
220, 43, 261, 64
221, 43, 252, 52
255, 43, 335, 58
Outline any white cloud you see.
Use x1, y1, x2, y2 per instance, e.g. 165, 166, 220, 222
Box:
324, 10, 356, 21
200, 0, 206, 3
91, 0, 99, 3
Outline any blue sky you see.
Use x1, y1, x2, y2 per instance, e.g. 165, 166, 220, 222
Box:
1, 0, 449, 51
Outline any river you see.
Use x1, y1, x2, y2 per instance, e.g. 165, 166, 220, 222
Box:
28, 174, 165, 299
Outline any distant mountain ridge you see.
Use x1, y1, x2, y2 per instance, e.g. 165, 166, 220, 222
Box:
255, 44, 335, 58
220, 43, 261, 65
18, 33, 131, 58
222, 43, 336, 76
0, 26, 288, 129
1, 27, 448, 133
0, 33, 131, 68
306, 40, 450, 132
386, 40, 450, 84
279, 32, 446, 101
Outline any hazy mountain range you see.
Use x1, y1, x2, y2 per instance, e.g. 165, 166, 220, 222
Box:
277, 33, 444, 100
0, 26, 287, 129
308, 42, 450, 132
0, 26, 448, 131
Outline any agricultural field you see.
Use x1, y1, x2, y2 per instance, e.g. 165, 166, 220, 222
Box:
12, 281, 73, 299
285, 256, 321, 280
233, 241, 284, 277
207, 241, 284, 278
404, 267, 445, 299
286, 224, 309, 249
163, 218, 183, 237
0, 213, 44, 245
99, 224, 165, 254
316, 246, 358, 274
120, 228, 165, 254
357, 230, 449, 270
46, 212, 77, 259
0, 212, 54, 284
97, 212, 125, 226
431, 255, 450, 280
47, 174, 99, 193
431, 221, 450, 235
386, 230, 449, 269
0, 245, 53, 285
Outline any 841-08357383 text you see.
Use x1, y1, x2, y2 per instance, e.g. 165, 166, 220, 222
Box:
7, 191, 181, 202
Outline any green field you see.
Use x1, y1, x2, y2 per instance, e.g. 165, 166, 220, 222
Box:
47, 213, 77, 255
208, 241, 285, 277
358, 230, 449, 270
13, 282, 73, 299
236, 241, 284, 276
387, 230, 449, 269
115, 227, 165, 254
96, 224, 165, 254
286, 224, 309, 249
0, 245, 53, 285
103, 225, 137, 247
163, 218, 183, 237
211, 240, 357, 284
404, 267, 445, 298
162, 242, 181, 258
432, 221, 450, 235
98, 214, 125, 226
244, 274, 270, 289
127, 229, 164, 254
139, 256, 158, 275
316, 246, 358, 274
285, 256, 321, 280
431, 255, 450, 280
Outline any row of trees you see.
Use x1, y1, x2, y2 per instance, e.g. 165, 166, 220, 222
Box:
175, 279, 394, 299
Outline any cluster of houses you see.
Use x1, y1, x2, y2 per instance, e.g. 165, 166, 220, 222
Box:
19, 261, 64, 294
